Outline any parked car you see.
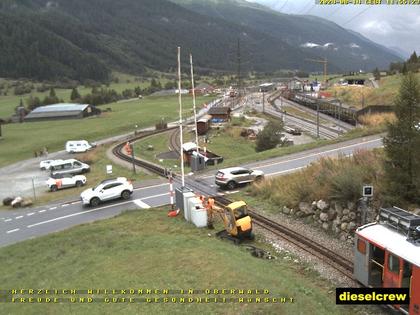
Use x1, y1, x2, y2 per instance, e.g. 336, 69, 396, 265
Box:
215, 167, 264, 190
80, 177, 133, 207
39, 159, 63, 171
284, 126, 302, 135
65, 140, 95, 153
50, 159, 90, 176
46, 174, 87, 192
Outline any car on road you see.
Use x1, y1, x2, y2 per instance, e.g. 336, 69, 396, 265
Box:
46, 174, 87, 192
65, 140, 96, 153
80, 177, 133, 207
215, 167, 264, 190
39, 159, 64, 171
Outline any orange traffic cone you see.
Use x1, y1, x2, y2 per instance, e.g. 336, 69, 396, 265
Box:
168, 209, 180, 217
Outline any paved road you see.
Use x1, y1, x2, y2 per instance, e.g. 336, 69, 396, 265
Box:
0, 134, 383, 247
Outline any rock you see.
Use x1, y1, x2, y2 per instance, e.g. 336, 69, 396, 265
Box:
347, 201, 355, 211
11, 196, 23, 208
21, 198, 33, 207
317, 200, 328, 211
413, 208, 420, 216
290, 208, 295, 215
340, 223, 348, 231
347, 222, 357, 232
299, 202, 313, 214
295, 211, 304, 218
334, 203, 343, 215
342, 209, 350, 216
282, 206, 291, 215
341, 215, 349, 223
2, 197, 14, 206
333, 226, 341, 234
320, 212, 329, 222
322, 222, 330, 231
328, 208, 337, 221
311, 201, 317, 210
340, 234, 347, 241
333, 218, 341, 226
349, 212, 357, 220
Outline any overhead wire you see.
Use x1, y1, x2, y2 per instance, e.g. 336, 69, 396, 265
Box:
342, 7, 371, 26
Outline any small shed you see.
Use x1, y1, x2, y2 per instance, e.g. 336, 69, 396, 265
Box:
208, 106, 231, 122
196, 114, 212, 135
24, 103, 99, 122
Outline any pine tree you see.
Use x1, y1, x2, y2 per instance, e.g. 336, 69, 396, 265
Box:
408, 51, 418, 64
383, 72, 420, 204
70, 88, 81, 101
49, 87, 56, 98
373, 67, 380, 81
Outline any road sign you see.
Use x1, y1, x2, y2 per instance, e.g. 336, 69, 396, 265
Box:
106, 165, 113, 174
363, 185, 373, 197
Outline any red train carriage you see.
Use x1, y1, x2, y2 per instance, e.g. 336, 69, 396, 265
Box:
354, 207, 420, 314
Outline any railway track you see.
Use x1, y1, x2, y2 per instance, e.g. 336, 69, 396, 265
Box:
169, 128, 180, 156
112, 129, 354, 280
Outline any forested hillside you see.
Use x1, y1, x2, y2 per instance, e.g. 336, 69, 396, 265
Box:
0, 0, 402, 82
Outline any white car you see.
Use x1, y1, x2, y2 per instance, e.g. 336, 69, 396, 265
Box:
80, 177, 133, 207
65, 140, 95, 153
215, 167, 264, 190
46, 174, 87, 192
39, 159, 63, 171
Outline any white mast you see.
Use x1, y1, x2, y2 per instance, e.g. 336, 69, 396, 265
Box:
177, 47, 185, 187
190, 53, 199, 153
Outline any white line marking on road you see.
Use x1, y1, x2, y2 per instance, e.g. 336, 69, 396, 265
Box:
49, 207, 57, 210
71, 201, 80, 205
15, 216, 23, 219
27, 200, 134, 229
4, 219, 12, 222
225, 190, 239, 194
62, 204, 69, 207
6, 228, 19, 234
134, 183, 169, 192
39, 210, 46, 213
141, 193, 169, 200
133, 199, 151, 209
266, 166, 306, 176
27, 213, 35, 216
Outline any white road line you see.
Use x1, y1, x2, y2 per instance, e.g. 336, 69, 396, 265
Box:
4, 219, 12, 222
225, 190, 239, 194
6, 228, 19, 234
62, 204, 69, 207
49, 207, 57, 210
27, 200, 134, 229
39, 210, 46, 213
141, 193, 169, 200
15, 216, 23, 219
266, 166, 306, 176
254, 138, 382, 170
71, 201, 80, 205
27, 212, 35, 216
133, 199, 151, 209
134, 183, 169, 192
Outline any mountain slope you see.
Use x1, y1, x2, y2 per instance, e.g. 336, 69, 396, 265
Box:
172, 0, 402, 72
0, 0, 402, 81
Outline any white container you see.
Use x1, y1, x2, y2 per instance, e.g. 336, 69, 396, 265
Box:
183, 192, 196, 222
191, 206, 208, 228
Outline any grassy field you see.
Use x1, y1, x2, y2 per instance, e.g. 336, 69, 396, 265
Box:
0, 208, 366, 315
0, 94, 214, 168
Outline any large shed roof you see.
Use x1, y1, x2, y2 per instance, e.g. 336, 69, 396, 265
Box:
31, 103, 89, 113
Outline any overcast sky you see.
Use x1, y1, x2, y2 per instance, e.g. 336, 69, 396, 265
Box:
248, 0, 420, 57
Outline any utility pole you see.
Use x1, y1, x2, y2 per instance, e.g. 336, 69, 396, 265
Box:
177, 47, 185, 187
237, 38, 242, 97
338, 100, 342, 132
262, 91, 265, 113
130, 143, 136, 174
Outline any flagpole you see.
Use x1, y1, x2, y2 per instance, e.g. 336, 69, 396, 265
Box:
190, 53, 199, 154
177, 47, 185, 187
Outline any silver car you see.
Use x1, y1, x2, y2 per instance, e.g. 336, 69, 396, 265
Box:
215, 167, 264, 190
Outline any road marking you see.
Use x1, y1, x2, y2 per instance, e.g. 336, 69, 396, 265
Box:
133, 199, 151, 209
15, 216, 23, 219
141, 193, 169, 200
70, 201, 80, 205
254, 138, 382, 170
27, 200, 134, 229
6, 228, 19, 234
266, 166, 306, 176
62, 204, 69, 207
39, 210, 46, 213
225, 190, 239, 194
49, 207, 57, 210
134, 183, 169, 192
4, 219, 12, 222
27, 213, 35, 216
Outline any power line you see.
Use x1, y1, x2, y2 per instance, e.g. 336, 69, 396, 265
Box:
342, 7, 371, 26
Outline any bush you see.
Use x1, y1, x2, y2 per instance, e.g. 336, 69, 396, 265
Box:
255, 121, 283, 152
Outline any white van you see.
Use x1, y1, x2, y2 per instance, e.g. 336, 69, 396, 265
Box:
50, 159, 90, 176
65, 140, 93, 153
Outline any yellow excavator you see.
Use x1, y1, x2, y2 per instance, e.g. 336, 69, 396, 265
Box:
207, 200, 253, 242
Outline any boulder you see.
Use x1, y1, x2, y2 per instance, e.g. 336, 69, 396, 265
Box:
340, 222, 348, 231
334, 203, 343, 215
282, 206, 291, 215
320, 212, 329, 222
299, 202, 313, 214
328, 208, 337, 221
2, 197, 14, 206
342, 209, 350, 216
317, 200, 328, 211
347, 222, 357, 232
322, 222, 330, 231
349, 212, 357, 220
341, 215, 349, 223
347, 201, 356, 211
311, 201, 318, 210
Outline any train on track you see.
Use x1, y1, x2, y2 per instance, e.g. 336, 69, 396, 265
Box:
354, 206, 420, 314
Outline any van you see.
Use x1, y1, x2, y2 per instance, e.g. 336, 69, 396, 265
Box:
65, 140, 93, 153
50, 159, 90, 176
